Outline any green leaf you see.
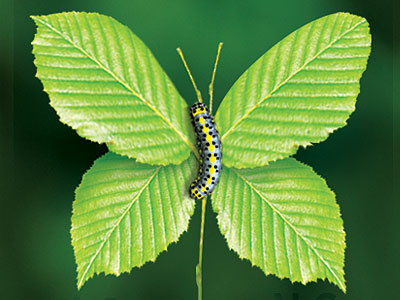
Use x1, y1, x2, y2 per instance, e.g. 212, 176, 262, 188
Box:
212, 158, 346, 292
71, 152, 197, 289
216, 13, 371, 168
32, 12, 197, 166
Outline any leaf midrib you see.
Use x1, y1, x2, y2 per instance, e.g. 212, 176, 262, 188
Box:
232, 168, 345, 291
220, 18, 365, 142
76, 166, 161, 289
33, 16, 199, 158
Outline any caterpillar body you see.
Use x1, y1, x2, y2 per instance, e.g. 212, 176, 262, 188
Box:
189, 102, 222, 199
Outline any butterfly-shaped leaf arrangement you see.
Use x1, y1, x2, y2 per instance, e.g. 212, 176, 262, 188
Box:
32, 12, 371, 292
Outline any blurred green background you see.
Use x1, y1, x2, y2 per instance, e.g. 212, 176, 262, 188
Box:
3, 0, 397, 299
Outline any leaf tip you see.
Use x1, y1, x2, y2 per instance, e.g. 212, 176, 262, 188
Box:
30, 14, 45, 25
76, 273, 86, 291
337, 279, 347, 294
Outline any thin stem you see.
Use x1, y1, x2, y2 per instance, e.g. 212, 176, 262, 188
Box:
196, 197, 207, 300
208, 42, 223, 114
176, 48, 203, 103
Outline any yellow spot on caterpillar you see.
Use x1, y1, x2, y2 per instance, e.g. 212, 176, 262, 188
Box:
199, 117, 205, 124
203, 127, 209, 134
206, 135, 212, 142
201, 186, 206, 192
209, 165, 215, 175
210, 153, 216, 163
207, 177, 212, 185
209, 144, 215, 152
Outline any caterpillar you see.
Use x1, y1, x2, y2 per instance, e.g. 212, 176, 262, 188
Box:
189, 102, 222, 199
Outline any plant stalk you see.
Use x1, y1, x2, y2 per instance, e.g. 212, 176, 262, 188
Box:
208, 42, 223, 114
196, 197, 207, 300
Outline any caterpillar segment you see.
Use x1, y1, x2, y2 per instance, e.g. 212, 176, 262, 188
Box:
189, 102, 222, 199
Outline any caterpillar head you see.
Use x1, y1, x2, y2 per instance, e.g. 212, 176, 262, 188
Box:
190, 102, 209, 117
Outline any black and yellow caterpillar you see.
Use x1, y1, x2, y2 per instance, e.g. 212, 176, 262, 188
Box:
189, 102, 222, 199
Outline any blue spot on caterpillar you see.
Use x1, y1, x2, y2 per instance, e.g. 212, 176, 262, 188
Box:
189, 102, 222, 199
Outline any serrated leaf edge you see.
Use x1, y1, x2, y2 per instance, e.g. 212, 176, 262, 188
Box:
220, 166, 346, 292
75, 165, 161, 289
220, 14, 368, 145
31, 13, 199, 161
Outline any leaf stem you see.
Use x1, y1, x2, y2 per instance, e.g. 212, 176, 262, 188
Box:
196, 197, 207, 300
176, 47, 203, 103
208, 42, 223, 114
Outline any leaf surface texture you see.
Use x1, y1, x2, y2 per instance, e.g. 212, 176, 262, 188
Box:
212, 158, 346, 291
32, 12, 196, 165
71, 152, 197, 288
216, 13, 371, 168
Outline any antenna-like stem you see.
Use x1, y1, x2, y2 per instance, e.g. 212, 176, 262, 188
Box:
177, 48, 203, 103
208, 42, 223, 113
